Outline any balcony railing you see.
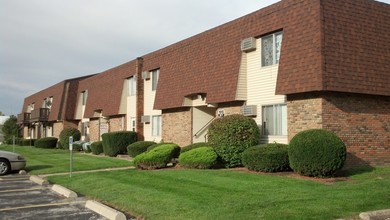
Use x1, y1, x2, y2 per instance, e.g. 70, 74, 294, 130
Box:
30, 108, 50, 122
17, 113, 31, 124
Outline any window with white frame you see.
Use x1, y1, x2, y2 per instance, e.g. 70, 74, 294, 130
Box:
261, 31, 283, 67
131, 117, 136, 132
262, 104, 287, 136
43, 97, 53, 109
151, 69, 159, 91
152, 115, 162, 136
82, 90, 88, 105
128, 76, 136, 96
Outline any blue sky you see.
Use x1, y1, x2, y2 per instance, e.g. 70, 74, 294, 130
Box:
0, 0, 388, 115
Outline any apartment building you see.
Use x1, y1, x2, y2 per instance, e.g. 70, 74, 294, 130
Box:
17, 76, 93, 139
19, 0, 389, 167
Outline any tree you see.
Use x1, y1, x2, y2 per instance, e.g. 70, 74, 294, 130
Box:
0, 111, 4, 116
2, 115, 20, 142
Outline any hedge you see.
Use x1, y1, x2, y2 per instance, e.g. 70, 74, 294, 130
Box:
179, 147, 218, 169
288, 129, 346, 177
242, 143, 290, 172
133, 143, 180, 169
102, 131, 137, 157
21, 139, 36, 146
34, 137, 58, 149
208, 114, 260, 167
180, 142, 209, 154
59, 128, 81, 149
127, 141, 157, 158
91, 141, 104, 155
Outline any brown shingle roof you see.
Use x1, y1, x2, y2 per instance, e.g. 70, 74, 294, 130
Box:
21, 75, 92, 121
151, 0, 324, 110
78, 60, 137, 118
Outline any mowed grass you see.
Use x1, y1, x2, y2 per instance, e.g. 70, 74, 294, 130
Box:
48, 167, 390, 220
0, 145, 132, 174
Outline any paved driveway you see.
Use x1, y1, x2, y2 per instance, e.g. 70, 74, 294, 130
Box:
0, 173, 107, 220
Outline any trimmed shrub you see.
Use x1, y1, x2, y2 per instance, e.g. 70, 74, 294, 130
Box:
208, 114, 260, 168
133, 143, 180, 169
288, 129, 347, 177
242, 143, 291, 172
91, 141, 104, 155
179, 147, 218, 169
102, 131, 137, 157
127, 141, 157, 157
21, 139, 36, 146
181, 142, 209, 154
59, 128, 81, 149
34, 137, 58, 149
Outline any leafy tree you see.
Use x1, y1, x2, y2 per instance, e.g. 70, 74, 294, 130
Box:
2, 115, 20, 142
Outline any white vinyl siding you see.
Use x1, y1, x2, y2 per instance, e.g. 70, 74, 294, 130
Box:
144, 68, 162, 141
130, 117, 136, 132
246, 36, 287, 144
82, 91, 88, 105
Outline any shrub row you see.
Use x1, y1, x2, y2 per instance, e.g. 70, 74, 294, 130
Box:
242, 143, 290, 172
127, 141, 156, 157
102, 131, 137, 157
34, 137, 58, 149
133, 144, 180, 169
91, 141, 104, 155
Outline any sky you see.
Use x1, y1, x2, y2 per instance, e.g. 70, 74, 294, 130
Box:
0, 0, 389, 116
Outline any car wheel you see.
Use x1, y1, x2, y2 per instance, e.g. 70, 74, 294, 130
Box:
0, 159, 10, 176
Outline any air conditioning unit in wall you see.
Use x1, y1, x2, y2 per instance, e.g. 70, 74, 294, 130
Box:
241, 37, 256, 52
141, 115, 150, 123
142, 71, 150, 80
241, 105, 257, 117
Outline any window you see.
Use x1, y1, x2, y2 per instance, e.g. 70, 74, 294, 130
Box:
261, 32, 283, 67
131, 117, 136, 132
82, 90, 88, 105
262, 104, 287, 136
128, 76, 136, 96
43, 97, 53, 109
152, 115, 162, 136
81, 122, 89, 137
151, 69, 159, 91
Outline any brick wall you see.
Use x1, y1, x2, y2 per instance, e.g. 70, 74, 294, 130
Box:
217, 102, 244, 117
53, 122, 64, 138
287, 93, 323, 140
287, 92, 390, 168
89, 119, 100, 142
162, 107, 192, 147
322, 92, 390, 167
109, 116, 124, 132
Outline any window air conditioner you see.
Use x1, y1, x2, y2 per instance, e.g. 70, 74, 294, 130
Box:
142, 71, 150, 80
141, 115, 150, 123
241, 105, 257, 116
241, 37, 256, 52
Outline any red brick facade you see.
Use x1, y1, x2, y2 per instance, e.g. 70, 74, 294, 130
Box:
288, 92, 390, 167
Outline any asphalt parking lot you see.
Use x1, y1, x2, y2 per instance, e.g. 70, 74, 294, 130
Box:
0, 173, 107, 220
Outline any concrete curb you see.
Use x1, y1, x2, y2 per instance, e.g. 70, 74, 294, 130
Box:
359, 209, 390, 220
85, 200, 126, 220
30, 175, 48, 185
51, 184, 78, 198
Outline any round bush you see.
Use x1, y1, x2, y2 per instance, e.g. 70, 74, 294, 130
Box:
181, 142, 209, 154
59, 128, 81, 149
90, 141, 104, 155
288, 129, 346, 177
127, 141, 157, 157
34, 137, 58, 149
242, 143, 291, 172
102, 131, 137, 157
179, 147, 218, 169
208, 114, 260, 168
133, 143, 180, 170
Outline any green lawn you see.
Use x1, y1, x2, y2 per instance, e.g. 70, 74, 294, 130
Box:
0, 145, 132, 174
48, 167, 390, 220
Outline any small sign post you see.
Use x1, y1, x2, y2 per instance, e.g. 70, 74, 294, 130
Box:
69, 136, 73, 177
